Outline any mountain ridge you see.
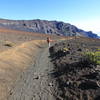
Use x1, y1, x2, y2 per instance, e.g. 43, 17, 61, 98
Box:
0, 19, 99, 38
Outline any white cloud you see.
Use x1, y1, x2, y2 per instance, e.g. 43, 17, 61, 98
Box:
71, 19, 100, 36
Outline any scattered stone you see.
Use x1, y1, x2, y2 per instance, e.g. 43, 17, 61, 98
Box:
33, 75, 40, 80
66, 81, 70, 85
10, 92, 13, 95
95, 65, 100, 71
77, 48, 82, 51
70, 57, 72, 60
79, 80, 100, 90
97, 81, 100, 87
67, 44, 70, 46
48, 83, 53, 87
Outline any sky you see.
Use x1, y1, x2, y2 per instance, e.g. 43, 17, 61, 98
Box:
0, 0, 100, 36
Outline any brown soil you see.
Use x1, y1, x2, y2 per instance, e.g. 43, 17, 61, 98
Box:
0, 28, 63, 52
0, 28, 63, 100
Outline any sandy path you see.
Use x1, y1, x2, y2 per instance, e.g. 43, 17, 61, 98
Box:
8, 45, 56, 100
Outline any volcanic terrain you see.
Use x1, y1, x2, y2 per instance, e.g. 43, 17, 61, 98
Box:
0, 28, 99, 100
49, 37, 100, 100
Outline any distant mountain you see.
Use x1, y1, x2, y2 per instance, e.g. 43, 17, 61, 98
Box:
0, 19, 99, 38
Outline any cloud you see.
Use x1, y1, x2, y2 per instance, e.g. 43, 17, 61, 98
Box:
71, 19, 100, 36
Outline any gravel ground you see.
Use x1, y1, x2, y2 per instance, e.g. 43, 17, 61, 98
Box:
8, 45, 58, 100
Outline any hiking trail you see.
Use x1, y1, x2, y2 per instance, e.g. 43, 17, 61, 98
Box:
8, 45, 57, 100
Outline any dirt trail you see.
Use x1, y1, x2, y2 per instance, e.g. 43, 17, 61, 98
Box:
8, 45, 56, 100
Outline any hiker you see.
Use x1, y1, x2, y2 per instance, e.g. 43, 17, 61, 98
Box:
47, 37, 52, 47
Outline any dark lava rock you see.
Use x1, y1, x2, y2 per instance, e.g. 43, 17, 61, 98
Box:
82, 72, 99, 80
77, 48, 82, 51
95, 96, 100, 100
49, 37, 100, 100
79, 80, 100, 90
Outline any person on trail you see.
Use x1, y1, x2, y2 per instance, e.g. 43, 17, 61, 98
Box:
47, 37, 51, 47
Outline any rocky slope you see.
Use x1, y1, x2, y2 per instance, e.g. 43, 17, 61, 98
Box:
0, 19, 99, 38
49, 37, 100, 100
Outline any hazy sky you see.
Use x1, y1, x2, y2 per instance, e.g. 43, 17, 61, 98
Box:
0, 0, 100, 36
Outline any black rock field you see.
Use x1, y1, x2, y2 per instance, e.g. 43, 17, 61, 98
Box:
49, 37, 100, 100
